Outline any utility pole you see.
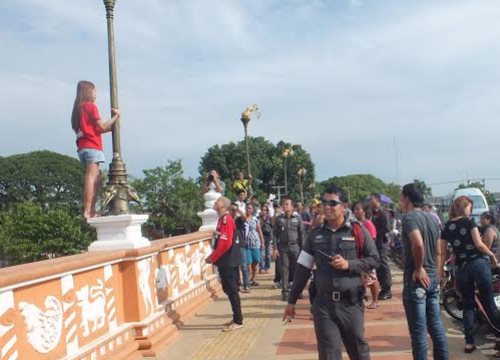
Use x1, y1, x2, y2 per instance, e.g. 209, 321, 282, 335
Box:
272, 185, 286, 203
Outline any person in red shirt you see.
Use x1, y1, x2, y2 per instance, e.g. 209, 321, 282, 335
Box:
70, 81, 120, 219
354, 203, 380, 309
206, 196, 244, 332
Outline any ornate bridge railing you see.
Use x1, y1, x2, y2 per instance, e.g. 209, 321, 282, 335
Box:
0, 231, 220, 360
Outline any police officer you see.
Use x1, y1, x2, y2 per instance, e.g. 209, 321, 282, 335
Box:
283, 186, 380, 360
370, 193, 393, 300
273, 196, 305, 301
206, 196, 244, 332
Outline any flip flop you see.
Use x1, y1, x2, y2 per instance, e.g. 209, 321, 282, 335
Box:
366, 303, 379, 309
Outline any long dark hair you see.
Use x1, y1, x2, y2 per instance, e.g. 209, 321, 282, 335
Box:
71, 81, 95, 132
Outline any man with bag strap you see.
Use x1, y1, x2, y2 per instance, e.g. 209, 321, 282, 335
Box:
206, 196, 244, 332
370, 193, 393, 300
283, 186, 380, 360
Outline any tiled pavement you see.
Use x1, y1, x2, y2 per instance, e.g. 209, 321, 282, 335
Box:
157, 265, 494, 360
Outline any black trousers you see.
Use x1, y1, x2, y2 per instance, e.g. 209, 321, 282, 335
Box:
218, 266, 243, 325
312, 296, 370, 360
375, 239, 392, 292
274, 256, 281, 283
279, 244, 300, 293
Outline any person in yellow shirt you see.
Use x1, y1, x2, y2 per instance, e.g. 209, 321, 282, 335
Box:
233, 171, 252, 196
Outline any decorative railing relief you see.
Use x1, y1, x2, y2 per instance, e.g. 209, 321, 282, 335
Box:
0, 232, 218, 360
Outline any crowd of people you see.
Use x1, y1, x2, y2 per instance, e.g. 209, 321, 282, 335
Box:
71, 80, 500, 360
203, 173, 500, 360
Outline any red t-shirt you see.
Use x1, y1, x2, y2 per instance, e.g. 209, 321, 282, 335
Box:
210, 214, 235, 264
76, 101, 103, 151
363, 220, 377, 239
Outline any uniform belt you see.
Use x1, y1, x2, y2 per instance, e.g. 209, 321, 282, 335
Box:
316, 290, 350, 302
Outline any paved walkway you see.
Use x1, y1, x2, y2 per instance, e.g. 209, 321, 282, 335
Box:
157, 265, 494, 360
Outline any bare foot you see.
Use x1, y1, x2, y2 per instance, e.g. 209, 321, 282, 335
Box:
366, 302, 379, 309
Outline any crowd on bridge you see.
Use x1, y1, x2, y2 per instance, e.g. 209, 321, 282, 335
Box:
204, 171, 500, 360
70, 84, 500, 360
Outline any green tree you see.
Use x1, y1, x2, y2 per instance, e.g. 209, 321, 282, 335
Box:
132, 160, 203, 237
318, 174, 401, 206
457, 181, 495, 204
0, 151, 84, 214
0, 201, 94, 266
413, 179, 432, 198
199, 137, 315, 203
386, 182, 402, 205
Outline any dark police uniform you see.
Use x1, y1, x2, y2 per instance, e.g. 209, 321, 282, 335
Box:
288, 220, 380, 360
273, 212, 305, 299
371, 207, 392, 296
211, 213, 243, 325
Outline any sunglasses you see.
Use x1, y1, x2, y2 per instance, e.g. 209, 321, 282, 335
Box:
321, 199, 344, 207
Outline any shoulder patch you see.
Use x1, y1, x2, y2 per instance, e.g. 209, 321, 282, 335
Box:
314, 234, 327, 243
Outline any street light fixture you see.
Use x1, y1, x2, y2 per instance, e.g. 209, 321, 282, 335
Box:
240, 104, 260, 186
101, 0, 141, 215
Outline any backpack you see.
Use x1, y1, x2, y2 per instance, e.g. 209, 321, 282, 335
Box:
234, 217, 246, 249
352, 222, 365, 259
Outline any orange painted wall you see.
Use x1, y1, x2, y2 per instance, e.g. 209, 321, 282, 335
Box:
0, 232, 216, 360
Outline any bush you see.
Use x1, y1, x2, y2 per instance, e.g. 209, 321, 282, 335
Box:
0, 201, 94, 266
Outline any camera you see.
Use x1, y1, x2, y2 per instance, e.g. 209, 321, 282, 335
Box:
206, 174, 214, 182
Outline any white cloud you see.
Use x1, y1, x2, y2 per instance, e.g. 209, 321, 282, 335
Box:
2, 0, 500, 195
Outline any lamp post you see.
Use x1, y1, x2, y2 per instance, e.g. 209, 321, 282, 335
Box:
297, 167, 307, 203
240, 104, 260, 183
101, 0, 141, 215
282, 147, 294, 195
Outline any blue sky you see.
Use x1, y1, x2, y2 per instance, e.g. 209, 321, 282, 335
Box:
1, 0, 500, 196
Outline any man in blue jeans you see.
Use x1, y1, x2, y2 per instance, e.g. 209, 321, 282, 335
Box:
399, 183, 449, 360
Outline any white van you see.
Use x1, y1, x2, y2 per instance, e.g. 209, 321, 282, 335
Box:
438, 187, 489, 225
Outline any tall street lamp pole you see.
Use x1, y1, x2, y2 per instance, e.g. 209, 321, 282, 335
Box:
102, 0, 141, 215
282, 147, 294, 195
240, 104, 260, 187
298, 167, 306, 203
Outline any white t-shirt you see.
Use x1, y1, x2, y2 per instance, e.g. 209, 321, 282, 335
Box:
235, 200, 246, 216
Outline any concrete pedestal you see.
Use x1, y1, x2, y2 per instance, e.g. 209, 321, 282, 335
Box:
197, 188, 221, 232
87, 214, 150, 251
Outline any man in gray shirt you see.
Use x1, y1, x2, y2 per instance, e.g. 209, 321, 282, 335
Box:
400, 183, 449, 360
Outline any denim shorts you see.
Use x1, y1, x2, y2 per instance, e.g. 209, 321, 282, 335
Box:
77, 148, 105, 167
246, 248, 261, 264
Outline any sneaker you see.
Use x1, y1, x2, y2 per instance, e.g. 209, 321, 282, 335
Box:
223, 323, 243, 332
222, 320, 234, 327
250, 280, 260, 286
242, 286, 250, 293
273, 282, 281, 289
378, 291, 392, 301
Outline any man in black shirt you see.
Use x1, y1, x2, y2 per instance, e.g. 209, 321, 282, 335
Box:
370, 193, 392, 300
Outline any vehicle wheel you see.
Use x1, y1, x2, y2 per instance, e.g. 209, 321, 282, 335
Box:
443, 291, 463, 321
